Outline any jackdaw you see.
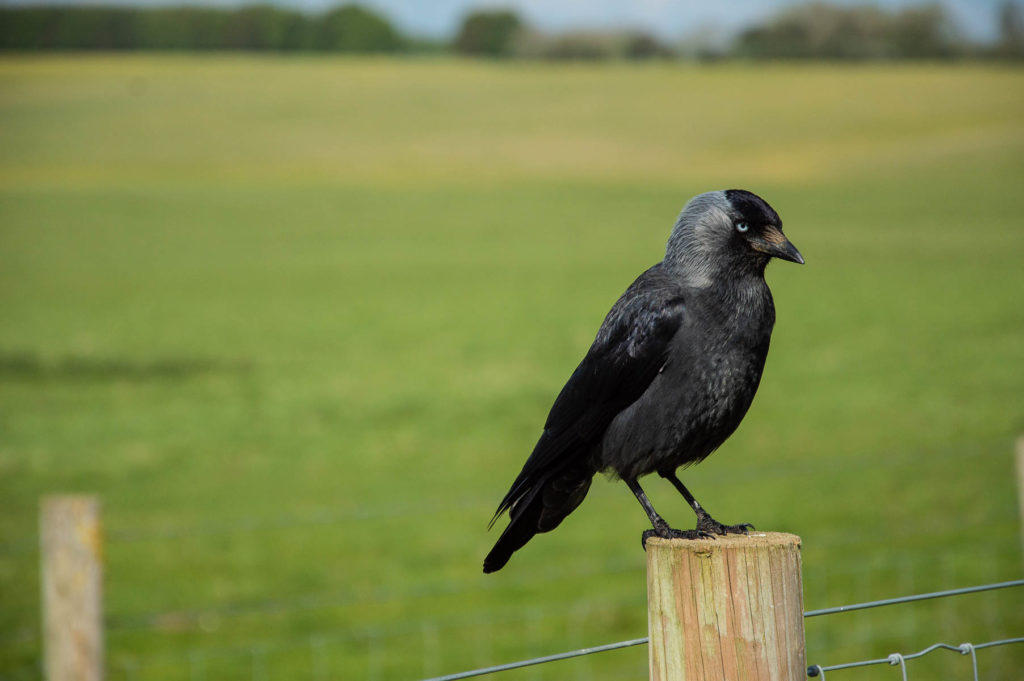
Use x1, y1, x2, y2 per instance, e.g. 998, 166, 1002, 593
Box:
483, 189, 803, 574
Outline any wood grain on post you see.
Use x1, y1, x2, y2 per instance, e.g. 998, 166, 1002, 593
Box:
41, 496, 103, 681
646, 532, 804, 681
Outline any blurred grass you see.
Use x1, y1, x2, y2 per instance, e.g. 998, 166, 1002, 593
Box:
1, 56, 1023, 680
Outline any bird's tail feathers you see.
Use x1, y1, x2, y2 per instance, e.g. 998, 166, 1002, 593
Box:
483, 466, 593, 573
487, 475, 531, 530
487, 428, 583, 529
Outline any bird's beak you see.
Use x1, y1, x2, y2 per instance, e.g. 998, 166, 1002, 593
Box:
753, 226, 804, 265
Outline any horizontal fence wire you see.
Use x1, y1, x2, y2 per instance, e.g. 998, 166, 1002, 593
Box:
802, 579, 1024, 618
419, 638, 649, 681
807, 637, 1024, 680
416, 579, 1024, 681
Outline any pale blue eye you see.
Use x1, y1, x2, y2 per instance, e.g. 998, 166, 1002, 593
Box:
736, 222, 749, 233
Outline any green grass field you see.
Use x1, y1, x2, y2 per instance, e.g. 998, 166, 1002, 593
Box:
1, 56, 1023, 680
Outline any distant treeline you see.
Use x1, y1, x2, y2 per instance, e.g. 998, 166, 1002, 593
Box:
2, 1, 1023, 59
732, 2, 1023, 59
0, 5, 405, 52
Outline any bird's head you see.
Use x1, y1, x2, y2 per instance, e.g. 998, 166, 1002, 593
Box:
665, 189, 803, 283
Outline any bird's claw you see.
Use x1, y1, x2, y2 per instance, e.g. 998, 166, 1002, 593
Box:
696, 515, 754, 536
641, 527, 716, 550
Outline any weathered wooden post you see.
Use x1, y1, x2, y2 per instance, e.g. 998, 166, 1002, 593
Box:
646, 532, 804, 681
41, 495, 103, 681
1017, 436, 1024, 551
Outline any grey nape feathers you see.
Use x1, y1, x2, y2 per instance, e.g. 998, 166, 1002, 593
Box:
484, 189, 803, 574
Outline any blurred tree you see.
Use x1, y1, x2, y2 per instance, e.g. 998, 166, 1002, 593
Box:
224, 6, 296, 50
279, 12, 313, 50
135, 8, 228, 50
454, 10, 523, 56
734, 1, 962, 59
313, 4, 402, 52
510, 29, 671, 60
997, 1, 1024, 57
0, 4, 404, 52
623, 32, 674, 59
0, 8, 143, 50
891, 5, 960, 57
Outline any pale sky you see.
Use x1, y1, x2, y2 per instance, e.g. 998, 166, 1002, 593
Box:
0, 0, 1007, 41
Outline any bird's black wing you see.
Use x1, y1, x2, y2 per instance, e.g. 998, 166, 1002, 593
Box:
491, 267, 686, 524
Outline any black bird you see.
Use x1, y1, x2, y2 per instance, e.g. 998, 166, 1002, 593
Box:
483, 189, 803, 574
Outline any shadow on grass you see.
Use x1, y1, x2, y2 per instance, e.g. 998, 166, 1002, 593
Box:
0, 351, 250, 382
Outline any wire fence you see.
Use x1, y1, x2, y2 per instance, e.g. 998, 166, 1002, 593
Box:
807, 637, 1024, 679
2, 579, 1019, 681
1, 435, 1018, 680
416, 579, 1024, 681
0, 534, 981, 667
4, 521, 1008, 644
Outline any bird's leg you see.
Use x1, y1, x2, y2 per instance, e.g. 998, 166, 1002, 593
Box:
625, 477, 670, 535
624, 477, 713, 549
659, 471, 754, 536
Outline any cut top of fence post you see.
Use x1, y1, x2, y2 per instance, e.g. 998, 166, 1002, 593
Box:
646, 531, 804, 681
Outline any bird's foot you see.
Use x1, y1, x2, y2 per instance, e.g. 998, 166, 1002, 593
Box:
642, 525, 715, 550
695, 511, 754, 537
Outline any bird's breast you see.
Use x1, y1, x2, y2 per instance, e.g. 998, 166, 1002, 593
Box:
598, 289, 774, 479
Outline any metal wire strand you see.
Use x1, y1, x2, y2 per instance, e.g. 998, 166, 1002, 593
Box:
802, 579, 1024, 617
417, 638, 649, 681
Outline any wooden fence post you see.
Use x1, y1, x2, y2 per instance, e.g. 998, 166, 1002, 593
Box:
41, 495, 103, 681
1017, 436, 1024, 551
646, 532, 804, 681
